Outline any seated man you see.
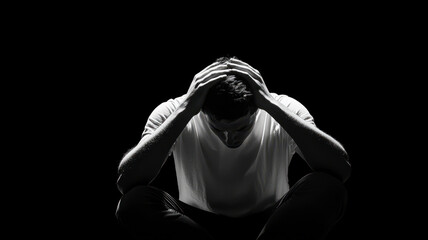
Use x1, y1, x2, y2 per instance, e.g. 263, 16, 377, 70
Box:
115, 56, 351, 240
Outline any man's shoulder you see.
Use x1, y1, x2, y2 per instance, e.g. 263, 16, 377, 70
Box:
153, 94, 186, 111
272, 93, 314, 124
271, 93, 313, 118
146, 94, 187, 120
164, 94, 187, 106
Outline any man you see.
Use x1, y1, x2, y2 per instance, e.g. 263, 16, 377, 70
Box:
115, 57, 351, 240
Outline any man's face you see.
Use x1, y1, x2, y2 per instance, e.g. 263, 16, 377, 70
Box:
204, 110, 258, 148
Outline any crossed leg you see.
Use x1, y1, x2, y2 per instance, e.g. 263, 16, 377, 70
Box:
115, 185, 214, 240
257, 172, 348, 240
116, 172, 347, 240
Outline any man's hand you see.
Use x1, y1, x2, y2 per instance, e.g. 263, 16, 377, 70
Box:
184, 62, 229, 116
226, 58, 274, 110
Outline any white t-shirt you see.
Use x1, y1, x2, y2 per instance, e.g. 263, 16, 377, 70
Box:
142, 93, 315, 217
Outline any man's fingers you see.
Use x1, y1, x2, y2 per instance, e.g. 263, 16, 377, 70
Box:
198, 61, 221, 75
195, 58, 229, 79
227, 62, 263, 83
229, 58, 261, 75
227, 68, 260, 87
195, 69, 231, 86
193, 58, 263, 91
198, 74, 228, 89
195, 64, 228, 82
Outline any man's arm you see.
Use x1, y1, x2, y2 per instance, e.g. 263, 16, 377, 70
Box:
117, 102, 194, 194
263, 99, 351, 182
117, 62, 229, 194
226, 58, 351, 182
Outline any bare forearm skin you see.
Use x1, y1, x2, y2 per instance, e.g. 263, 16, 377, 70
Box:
117, 102, 194, 194
263, 98, 351, 182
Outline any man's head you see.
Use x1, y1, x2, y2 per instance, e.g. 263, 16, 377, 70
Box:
202, 56, 258, 148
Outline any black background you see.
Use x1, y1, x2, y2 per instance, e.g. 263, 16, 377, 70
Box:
16, 4, 415, 239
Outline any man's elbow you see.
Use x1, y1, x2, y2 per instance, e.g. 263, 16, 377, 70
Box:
339, 153, 352, 182
320, 153, 351, 183
116, 172, 152, 195
116, 174, 128, 195
341, 163, 352, 183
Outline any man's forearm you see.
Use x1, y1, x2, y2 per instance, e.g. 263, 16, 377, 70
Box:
117, 102, 194, 194
264, 98, 351, 182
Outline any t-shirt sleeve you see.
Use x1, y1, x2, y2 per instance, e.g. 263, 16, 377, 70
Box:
141, 96, 185, 155
277, 94, 315, 126
276, 94, 316, 159
142, 102, 173, 139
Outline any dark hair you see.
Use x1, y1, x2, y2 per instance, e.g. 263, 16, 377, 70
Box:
202, 57, 257, 120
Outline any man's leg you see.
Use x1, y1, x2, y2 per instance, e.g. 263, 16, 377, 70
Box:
257, 172, 348, 240
115, 185, 214, 240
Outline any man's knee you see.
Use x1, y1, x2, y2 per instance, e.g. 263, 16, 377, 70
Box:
300, 172, 347, 193
291, 172, 347, 212
301, 172, 348, 218
115, 186, 206, 239
259, 172, 349, 239
115, 185, 164, 225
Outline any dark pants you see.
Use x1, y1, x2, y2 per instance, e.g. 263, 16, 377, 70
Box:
116, 172, 347, 240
